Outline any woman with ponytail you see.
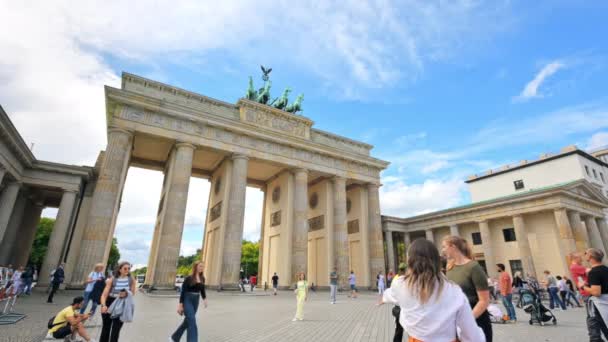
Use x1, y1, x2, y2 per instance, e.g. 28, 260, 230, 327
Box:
442, 236, 492, 342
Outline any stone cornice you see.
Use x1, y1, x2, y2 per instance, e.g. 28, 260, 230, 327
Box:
105, 86, 389, 173
0, 105, 35, 167
32, 160, 94, 179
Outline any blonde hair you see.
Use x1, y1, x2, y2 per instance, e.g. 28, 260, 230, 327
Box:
443, 236, 474, 271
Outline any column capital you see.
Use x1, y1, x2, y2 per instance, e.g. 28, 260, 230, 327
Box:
332, 175, 347, 183
108, 127, 133, 137
366, 183, 380, 190
231, 153, 249, 161
175, 142, 196, 150
291, 167, 308, 175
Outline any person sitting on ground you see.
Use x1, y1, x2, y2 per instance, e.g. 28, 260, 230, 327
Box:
47, 296, 96, 342
382, 239, 485, 342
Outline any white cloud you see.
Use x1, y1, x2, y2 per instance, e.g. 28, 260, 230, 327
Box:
587, 132, 608, 151
514, 60, 564, 102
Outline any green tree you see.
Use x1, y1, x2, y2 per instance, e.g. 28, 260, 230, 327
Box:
28, 218, 55, 270
107, 238, 121, 271
240, 240, 259, 277
132, 266, 147, 276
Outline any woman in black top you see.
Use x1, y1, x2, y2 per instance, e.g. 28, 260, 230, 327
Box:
170, 262, 207, 342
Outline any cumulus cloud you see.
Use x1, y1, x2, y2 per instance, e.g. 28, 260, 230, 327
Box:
587, 131, 608, 151
514, 60, 565, 102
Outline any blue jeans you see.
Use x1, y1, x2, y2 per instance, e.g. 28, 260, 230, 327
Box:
23, 278, 33, 294
80, 291, 98, 314
548, 287, 566, 310
171, 292, 200, 342
502, 293, 517, 320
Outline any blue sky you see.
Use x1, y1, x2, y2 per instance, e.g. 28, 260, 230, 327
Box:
2, 1, 608, 266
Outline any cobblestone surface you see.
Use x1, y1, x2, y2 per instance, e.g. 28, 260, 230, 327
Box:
0, 289, 589, 342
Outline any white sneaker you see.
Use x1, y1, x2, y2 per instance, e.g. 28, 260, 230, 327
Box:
292, 318, 297, 322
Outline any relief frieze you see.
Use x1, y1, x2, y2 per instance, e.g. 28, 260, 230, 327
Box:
308, 215, 325, 232
210, 202, 222, 222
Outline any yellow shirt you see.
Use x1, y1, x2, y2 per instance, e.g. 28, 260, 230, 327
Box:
48, 306, 75, 333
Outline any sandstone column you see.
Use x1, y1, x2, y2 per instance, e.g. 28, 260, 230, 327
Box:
450, 224, 460, 236
359, 186, 371, 288
333, 176, 348, 289
367, 183, 384, 285
553, 208, 577, 272
403, 232, 411, 261
585, 216, 606, 256
0, 190, 27, 264
569, 211, 590, 252
479, 220, 496, 279
597, 218, 608, 253
220, 154, 249, 286
39, 190, 78, 287
512, 215, 536, 278
292, 168, 308, 280
12, 201, 44, 267
426, 229, 435, 244
326, 181, 335, 276
385, 231, 396, 272
73, 128, 132, 286
0, 181, 21, 244
256, 186, 267, 287
150, 143, 195, 288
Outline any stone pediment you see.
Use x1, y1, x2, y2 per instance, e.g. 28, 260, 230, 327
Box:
566, 181, 608, 205
237, 99, 313, 140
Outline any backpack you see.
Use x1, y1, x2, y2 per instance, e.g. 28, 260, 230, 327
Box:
47, 316, 65, 329
90, 276, 106, 304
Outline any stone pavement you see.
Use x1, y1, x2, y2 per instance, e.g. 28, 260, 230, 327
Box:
0, 290, 590, 342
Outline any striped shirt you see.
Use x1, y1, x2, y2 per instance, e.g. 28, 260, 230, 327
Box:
110, 277, 131, 296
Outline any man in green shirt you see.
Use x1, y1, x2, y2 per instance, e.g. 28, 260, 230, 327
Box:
329, 268, 338, 304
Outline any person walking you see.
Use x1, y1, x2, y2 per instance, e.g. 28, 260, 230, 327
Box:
443, 236, 493, 342
170, 261, 208, 342
381, 239, 485, 342
497, 264, 517, 322
557, 276, 572, 308
271, 273, 279, 296
292, 272, 308, 322
22, 265, 34, 295
563, 276, 582, 307
100, 261, 136, 342
81, 263, 105, 317
377, 271, 386, 304
512, 272, 524, 308
544, 270, 566, 310
348, 271, 357, 299
387, 270, 394, 288
250, 274, 257, 292
329, 267, 338, 304
47, 263, 65, 303
10, 266, 24, 296
579, 248, 608, 341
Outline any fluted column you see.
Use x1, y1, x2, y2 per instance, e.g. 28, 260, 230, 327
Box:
73, 128, 132, 286
450, 224, 460, 236
39, 191, 78, 286
553, 208, 577, 272
569, 211, 590, 252
479, 220, 496, 278
256, 186, 267, 287
150, 143, 195, 288
403, 232, 411, 262
513, 215, 536, 278
0, 181, 21, 244
585, 216, 606, 256
385, 231, 396, 272
292, 168, 308, 280
367, 183, 384, 288
13, 201, 44, 267
220, 154, 249, 285
597, 218, 608, 253
426, 229, 435, 244
0, 191, 27, 264
359, 186, 371, 288
333, 176, 348, 289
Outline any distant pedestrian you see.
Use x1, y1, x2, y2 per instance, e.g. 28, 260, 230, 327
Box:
81, 263, 105, 316
563, 276, 582, 307
557, 275, 572, 308
10, 266, 24, 296
387, 270, 394, 288
487, 278, 497, 302
250, 274, 257, 292
271, 273, 279, 296
443, 236, 492, 341
544, 270, 566, 310
382, 239, 485, 342
377, 271, 386, 304
170, 261, 208, 342
47, 263, 65, 303
22, 265, 34, 295
329, 267, 338, 304
292, 272, 308, 321
497, 263, 517, 322
579, 248, 608, 341
348, 271, 357, 299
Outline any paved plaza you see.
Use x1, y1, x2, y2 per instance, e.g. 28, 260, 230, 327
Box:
0, 289, 591, 342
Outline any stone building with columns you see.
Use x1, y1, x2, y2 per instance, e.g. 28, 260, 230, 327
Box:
0, 106, 93, 287
382, 148, 608, 280
1, 72, 389, 290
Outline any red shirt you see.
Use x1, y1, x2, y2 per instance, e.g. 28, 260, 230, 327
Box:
570, 263, 589, 296
251, 276, 257, 286
500, 272, 513, 296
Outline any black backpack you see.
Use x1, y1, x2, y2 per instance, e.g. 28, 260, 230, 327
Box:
47, 316, 65, 329
90, 277, 106, 304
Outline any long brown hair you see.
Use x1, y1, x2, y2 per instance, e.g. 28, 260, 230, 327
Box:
403, 239, 445, 304
113, 261, 131, 278
191, 261, 205, 284
443, 236, 474, 271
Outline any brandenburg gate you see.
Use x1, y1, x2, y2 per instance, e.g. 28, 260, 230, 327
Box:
64, 72, 389, 289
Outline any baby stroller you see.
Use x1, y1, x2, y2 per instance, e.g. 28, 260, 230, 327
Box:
520, 288, 557, 326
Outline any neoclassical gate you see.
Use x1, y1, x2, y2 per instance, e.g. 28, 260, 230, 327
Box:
70, 72, 389, 289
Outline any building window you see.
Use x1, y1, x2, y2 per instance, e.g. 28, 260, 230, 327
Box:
503, 228, 517, 242
513, 180, 525, 190
585, 165, 590, 176
472, 232, 482, 245
593, 169, 598, 179
509, 260, 523, 276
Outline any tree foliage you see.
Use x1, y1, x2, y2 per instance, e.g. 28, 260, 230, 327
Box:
241, 240, 259, 277
108, 238, 121, 271
28, 218, 55, 270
